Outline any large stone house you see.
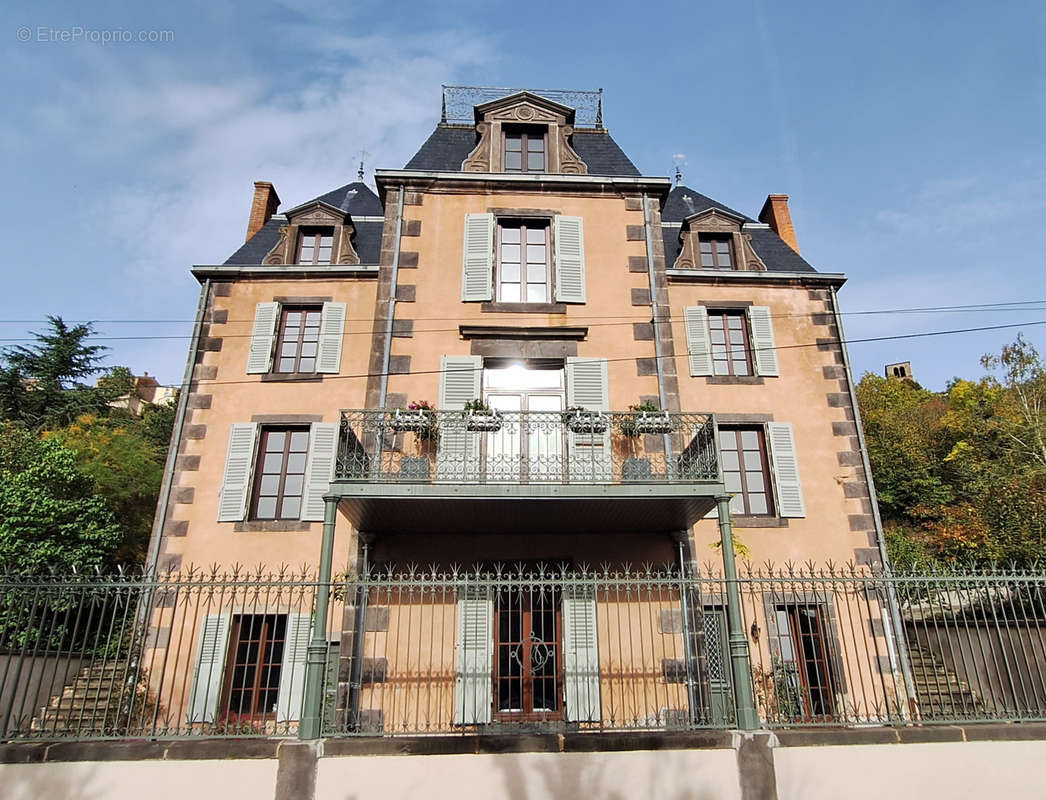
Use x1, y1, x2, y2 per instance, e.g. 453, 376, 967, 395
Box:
146, 87, 888, 734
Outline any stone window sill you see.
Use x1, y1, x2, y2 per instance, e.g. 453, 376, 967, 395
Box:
732, 516, 789, 529
234, 520, 314, 532
260, 372, 323, 383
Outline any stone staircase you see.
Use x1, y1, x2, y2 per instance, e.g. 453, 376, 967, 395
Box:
31, 660, 139, 735
907, 645, 984, 718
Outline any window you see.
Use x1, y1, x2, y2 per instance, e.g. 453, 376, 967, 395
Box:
297, 227, 334, 265
274, 306, 321, 374
223, 614, 286, 719
504, 126, 546, 173
497, 220, 550, 303
708, 311, 753, 376
774, 604, 836, 720
495, 588, 562, 720
719, 427, 773, 516
699, 234, 734, 269
251, 427, 309, 520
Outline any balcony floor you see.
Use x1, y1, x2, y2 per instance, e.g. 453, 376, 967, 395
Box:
328, 480, 724, 535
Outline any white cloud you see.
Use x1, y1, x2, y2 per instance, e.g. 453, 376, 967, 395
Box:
29, 28, 497, 287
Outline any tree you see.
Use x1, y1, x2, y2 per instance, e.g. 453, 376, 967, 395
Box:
0, 425, 123, 572
0, 316, 130, 429
858, 334, 1046, 566
44, 415, 165, 565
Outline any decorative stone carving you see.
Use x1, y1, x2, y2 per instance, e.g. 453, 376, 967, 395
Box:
487, 102, 560, 124
462, 122, 492, 173
557, 125, 587, 175
337, 223, 360, 265
264, 226, 291, 264
741, 234, 768, 272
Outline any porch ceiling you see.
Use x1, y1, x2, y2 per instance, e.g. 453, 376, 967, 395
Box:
328, 482, 723, 535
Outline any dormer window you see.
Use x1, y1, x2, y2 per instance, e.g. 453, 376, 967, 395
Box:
297, 227, 334, 265
503, 126, 547, 173
699, 234, 734, 269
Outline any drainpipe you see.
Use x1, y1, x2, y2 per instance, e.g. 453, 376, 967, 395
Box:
641, 195, 673, 462
829, 284, 916, 714
146, 278, 211, 575
377, 187, 406, 409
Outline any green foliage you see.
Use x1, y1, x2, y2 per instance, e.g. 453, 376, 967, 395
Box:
0, 316, 130, 430
0, 319, 177, 571
45, 414, 166, 565
858, 335, 1046, 566
0, 429, 124, 572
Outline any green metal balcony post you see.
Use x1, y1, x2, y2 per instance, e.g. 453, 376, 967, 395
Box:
715, 495, 759, 730
300, 495, 338, 739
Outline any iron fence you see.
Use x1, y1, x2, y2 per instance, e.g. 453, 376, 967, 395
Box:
336, 409, 719, 485
2, 565, 1046, 741
441, 85, 604, 128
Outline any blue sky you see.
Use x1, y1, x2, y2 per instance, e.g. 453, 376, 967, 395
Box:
2, 0, 1044, 391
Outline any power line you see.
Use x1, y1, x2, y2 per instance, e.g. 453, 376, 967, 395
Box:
3, 303, 1046, 344
0, 298, 1044, 329
115, 317, 1046, 392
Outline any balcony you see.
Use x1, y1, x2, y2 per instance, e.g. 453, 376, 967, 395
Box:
330, 409, 724, 535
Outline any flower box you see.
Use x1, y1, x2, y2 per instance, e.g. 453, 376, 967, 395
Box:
566, 411, 609, 434
634, 411, 673, 435
465, 410, 503, 432
389, 409, 434, 433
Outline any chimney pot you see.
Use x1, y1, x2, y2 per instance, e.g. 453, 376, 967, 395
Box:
247, 181, 280, 242
759, 194, 799, 254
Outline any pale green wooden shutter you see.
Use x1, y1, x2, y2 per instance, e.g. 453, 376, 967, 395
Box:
301, 422, 338, 521
316, 302, 346, 374
553, 215, 586, 303
748, 306, 779, 377
563, 591, 601, 722
276, 613, 312, 721
453, 595, 493, 724
217, 423, 257, 522
436, 355, 482, 481
461, 214, 494, 302
684, 306, 713, 377
187, 614, 231, 723
246, 302, 279, 374
768, 422, 805, 517
566, 357, 611, 481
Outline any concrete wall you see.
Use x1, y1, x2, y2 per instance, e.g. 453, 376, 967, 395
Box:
0, 653, 86, 736
4, 728, 1046, 800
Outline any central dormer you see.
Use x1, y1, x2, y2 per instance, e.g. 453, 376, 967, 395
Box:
462, 91, 588, 175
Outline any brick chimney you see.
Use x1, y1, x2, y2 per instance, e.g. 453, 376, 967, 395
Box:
246, 181, 280, 242
759, 194, 799, 254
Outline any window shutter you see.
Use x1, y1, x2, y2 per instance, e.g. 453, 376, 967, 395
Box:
436, 355, 482, 481
187, 614, 231, 723
301, 422, 338, 521
316, 302, 346, 374
684, 306, 713, 377
748, 306, 779, 377
768, 422, 805, 517
553, 215, 586, 303
246, 302, 279, 374
563, 590, 601, 722
217, 423, 257, 522
453, 595, 493, 724
566, 357, 612, 481
276, 613, 312, 721
461, 213, 494, 302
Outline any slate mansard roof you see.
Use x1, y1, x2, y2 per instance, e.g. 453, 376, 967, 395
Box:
224, 182, 383, 265
403, 125, 641, 177
660, 186, 816, 274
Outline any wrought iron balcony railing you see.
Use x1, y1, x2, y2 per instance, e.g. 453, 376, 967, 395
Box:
336, 409, 719, 485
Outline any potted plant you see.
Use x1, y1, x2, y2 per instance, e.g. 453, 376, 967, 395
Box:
462, 399, 503, 432
618, 401, 673, 437
562, 406, 609, 434
389, 400, 438, 442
